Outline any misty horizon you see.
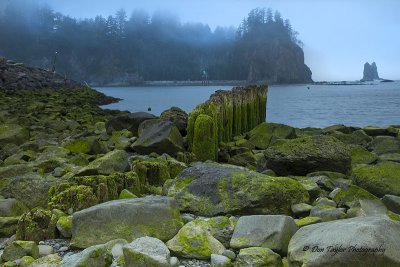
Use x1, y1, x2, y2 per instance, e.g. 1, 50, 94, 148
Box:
1, 0, 399, 81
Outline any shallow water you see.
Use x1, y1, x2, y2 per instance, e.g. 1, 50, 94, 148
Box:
96, 81, 400, 128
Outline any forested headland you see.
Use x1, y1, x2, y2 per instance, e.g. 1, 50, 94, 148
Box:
0, 1, 312, 85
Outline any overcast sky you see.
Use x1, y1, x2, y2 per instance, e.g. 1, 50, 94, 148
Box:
36, 0, 400, 81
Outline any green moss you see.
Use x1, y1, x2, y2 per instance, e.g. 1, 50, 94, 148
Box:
387, 211, 400, 221
192, 114, 217, 162
48, 184, 98, 213
133, 160, 171, 187
56, 215, 72, 237
295, 216, 322, 227
119, 189, 137, 199
350, 145, 378, 164
65, 139, 91, 154
352, 162, 400, 197
16, 208, 58, 243
332, 185, 378, 208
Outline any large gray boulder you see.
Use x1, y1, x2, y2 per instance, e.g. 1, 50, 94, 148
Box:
264, 135, 351, 176
71, 196, 183, 248
132, 120, 184, 156
166, 162, 309, 216
123, 237, 170, 267
288, 216, 400, 267
105, 112, 156, 136
230, 215, 298, 255
160, 106, 188, 135
76, 150, 130, 176
62, 244, 112, 267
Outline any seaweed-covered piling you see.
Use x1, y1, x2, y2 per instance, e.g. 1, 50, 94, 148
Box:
187, 85, 268, 161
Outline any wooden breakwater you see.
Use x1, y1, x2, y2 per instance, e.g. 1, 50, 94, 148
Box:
187, 85, 268, 161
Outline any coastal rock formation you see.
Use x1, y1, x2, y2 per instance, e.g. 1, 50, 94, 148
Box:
187, 85, 267, 161
0, 57, 81, 90
361, 62, 379, 81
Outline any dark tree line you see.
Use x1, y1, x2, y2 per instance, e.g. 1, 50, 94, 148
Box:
0, 2, 309, 84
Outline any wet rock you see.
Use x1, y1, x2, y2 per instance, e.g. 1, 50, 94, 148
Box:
264, 135, 351, 176
71, 196, 183, 248
105, 112, 156, 136
166, 162, 309, 216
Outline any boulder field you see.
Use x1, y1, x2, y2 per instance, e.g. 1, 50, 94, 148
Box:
0, 83, 400, 266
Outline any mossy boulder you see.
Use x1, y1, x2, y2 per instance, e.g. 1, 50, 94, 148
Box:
70, 196, 183, 248
110, 129, 133, 150
132, 158, 171, 187
247, 122, 297, 149
331, 185, 378, 208
350, 145, 378, 164
379, 153, 400, 163
0, 124, 30, 147
166, 162, 309, 216
295, 216, 322, 227
363, 126, 398, 137
48, 172, 142, 213
56, 215, 72, 238
235, 247, 282, 267
160, 106, 188, 135
123, 237, 171, 267
64, 136, 107, 155
106, 112, 156, 135
132, 120, 184, 156
382, 195, 400, 214
1, 240, 39, 262
230, 215, 298, 255
352, 162, 400, 197
192, 114, 217, 161
368, 136, 400, 155
166, 220, 225, 260
76, 150, 130, 176
16, 208, 59, 242
0, 198, 28, 217
62, 243, 113, 267
328, 129, 372, 147
1, 173, 62, 209
0, 216, 20, 237
264, 135, 351, 176
322, 124, 358, 134
48, 184, 98, 213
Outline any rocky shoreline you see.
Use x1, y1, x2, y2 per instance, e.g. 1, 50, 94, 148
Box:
0, 77, 400, 266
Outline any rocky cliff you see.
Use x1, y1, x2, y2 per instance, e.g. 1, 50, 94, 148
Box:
361, 62, 380, 81
0, 56, 81, 90
246, 40, 313, 84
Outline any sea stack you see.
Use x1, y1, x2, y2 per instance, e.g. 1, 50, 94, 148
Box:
361, 62, 380, 81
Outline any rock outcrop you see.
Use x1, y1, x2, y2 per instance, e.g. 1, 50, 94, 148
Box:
361, 62, 379, 81
0, 56, 81, 90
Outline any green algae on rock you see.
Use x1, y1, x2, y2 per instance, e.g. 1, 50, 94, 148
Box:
264, 135, 351, 176
247, 122, 297, 149
352, 162, 400, 197
166, 162, 309, 216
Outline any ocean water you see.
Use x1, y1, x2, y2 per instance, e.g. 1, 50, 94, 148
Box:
96, 81, 400, 128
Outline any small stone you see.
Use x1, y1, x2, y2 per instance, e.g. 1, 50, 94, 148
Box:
169, 256, 180, 267
291, 203, 313, 216
222, 249, 236, 260
58, 246, 68, 252
211, 254, 231, 267
38, 244, 54, 256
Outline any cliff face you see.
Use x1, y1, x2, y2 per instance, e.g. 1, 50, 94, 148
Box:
246, 40, 313, 84
362, 62, 380, 81
0, 56, 81, 90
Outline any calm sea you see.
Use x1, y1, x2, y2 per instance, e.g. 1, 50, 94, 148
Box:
95, 82, 400, 128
